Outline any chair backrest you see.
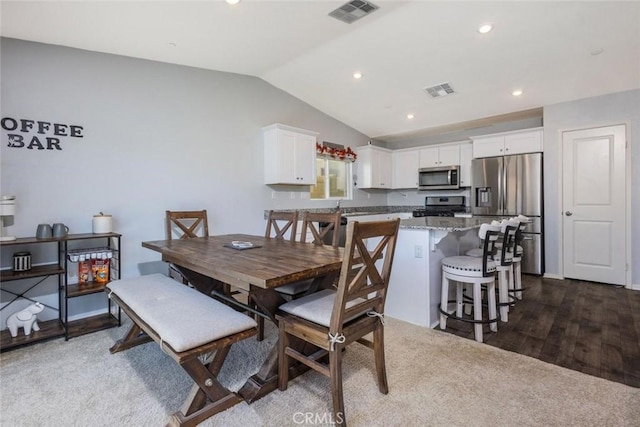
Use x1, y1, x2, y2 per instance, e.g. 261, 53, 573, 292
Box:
512, 215, 529, 248
166, 210, 209, 240
300, 211, 342, 247
495, 219, 518, 266
478, 223, 502, 276
265, 210, 299, 242
329, 219, 400, 333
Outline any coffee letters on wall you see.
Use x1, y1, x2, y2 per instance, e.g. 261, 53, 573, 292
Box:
1, 117, 84, 151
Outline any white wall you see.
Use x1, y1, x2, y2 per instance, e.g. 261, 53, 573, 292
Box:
0, 38, 384, 321
543, 89, 640, 286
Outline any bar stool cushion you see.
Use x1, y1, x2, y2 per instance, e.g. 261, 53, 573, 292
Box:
442, 255, 496, 277
278, 288, 366, 327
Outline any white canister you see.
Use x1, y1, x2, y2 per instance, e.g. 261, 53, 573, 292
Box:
92, 214, 113, 234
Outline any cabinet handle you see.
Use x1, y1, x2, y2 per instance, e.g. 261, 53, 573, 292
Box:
499, 149, 503, 152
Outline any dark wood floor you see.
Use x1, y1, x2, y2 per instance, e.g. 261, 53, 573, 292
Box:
440, 275, 640, 388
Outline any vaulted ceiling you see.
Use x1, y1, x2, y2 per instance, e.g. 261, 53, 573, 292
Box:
2, 1, 639, 144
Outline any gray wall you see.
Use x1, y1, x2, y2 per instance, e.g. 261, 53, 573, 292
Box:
543, 89, 640, 285
0, 38, 384, 321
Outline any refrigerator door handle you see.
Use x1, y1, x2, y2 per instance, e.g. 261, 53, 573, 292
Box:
502, 163, 506, 213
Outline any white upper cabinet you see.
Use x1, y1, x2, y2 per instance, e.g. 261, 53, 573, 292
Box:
263, 123, 318, 185
472, 128, 543, 158
418, 145, 460, 168
458, 142, 473, 187
392, 148, 420, 189
356, 145, 392, 189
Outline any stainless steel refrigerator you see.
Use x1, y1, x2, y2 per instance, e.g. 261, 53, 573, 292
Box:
471, 153, 544, 275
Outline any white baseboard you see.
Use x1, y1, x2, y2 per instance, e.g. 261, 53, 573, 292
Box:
543, 273, 564, 280
631, 283, 640, 291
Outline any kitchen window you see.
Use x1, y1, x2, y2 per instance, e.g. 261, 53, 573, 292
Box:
310, 157, 352, 200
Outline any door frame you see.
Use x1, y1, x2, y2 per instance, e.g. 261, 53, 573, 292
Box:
557, 122, 632, 288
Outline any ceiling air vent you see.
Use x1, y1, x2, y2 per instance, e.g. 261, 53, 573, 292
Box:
424, 82, 456, 99
329, 0, 379, 24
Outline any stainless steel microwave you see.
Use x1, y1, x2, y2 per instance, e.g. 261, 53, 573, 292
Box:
418, 166, 460, 190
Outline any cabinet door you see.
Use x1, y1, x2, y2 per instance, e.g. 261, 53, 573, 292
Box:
356, 146, 392, 189
472, 136, 505, 158
294, 133, 317, 184
459, 143, 472, 187
264, 127, 317, 185
393, 150, 419, 189
504, 130, 543, 155
418, 147, 439, 168
375, 150, 392, 188
437, 145, 460, 166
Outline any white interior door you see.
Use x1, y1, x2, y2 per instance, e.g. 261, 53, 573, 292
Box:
562, 125, 626, 285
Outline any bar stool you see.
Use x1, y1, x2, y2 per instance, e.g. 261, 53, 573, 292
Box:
509, 215, 529, 301
439, 223, 501, 343
493, 219, 518, 322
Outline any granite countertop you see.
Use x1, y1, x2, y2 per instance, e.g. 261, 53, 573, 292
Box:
399, 216, 498, 232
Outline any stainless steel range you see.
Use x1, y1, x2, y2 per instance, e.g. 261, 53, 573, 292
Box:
412, 196, 467, 217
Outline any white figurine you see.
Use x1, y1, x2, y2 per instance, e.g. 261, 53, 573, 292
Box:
6, 302, 44, 337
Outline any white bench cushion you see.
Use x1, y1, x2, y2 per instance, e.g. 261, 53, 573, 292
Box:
107, 274, 257, 352
279, 289, 366, 327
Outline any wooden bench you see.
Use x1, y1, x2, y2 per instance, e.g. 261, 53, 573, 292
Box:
106, 273, 257, 427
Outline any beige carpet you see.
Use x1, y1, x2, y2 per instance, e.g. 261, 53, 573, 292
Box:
1, 317, 638, 426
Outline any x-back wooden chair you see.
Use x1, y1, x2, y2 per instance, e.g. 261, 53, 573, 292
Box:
166, 210, 209, 240
277, 219, 400, 427
300, 211, 343, 247
166, 210, 209, 285
265, 210, 298, 241
275, 210, 344, 301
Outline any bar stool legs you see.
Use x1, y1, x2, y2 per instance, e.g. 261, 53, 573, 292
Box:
440, 272, 498, 343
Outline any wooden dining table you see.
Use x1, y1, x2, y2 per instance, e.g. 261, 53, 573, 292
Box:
142, 233, 346, 402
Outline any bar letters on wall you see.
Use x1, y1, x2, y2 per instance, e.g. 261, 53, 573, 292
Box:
1, 117, 84, 151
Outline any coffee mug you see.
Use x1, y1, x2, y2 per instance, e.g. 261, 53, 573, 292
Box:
52, 223, 69, 238
36, 224, 53, 239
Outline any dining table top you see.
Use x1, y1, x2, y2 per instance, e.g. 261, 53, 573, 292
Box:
142, 234, 345, 290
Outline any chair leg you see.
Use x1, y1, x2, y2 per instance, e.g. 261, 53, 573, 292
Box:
487, 279, 498, 333
472, 282, 483, 343
373, 324, 388, 394
456, 281, 464, 318
514, 262, 522, 300
329, 347, 346, 427
440, 274, 450, 330
463, 283, 472, 316
278, 323, 290, 392
498, 270, 509, 322
256, 315, 264, 341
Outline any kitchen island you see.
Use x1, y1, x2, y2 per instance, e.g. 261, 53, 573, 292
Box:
384, 216, 490, 328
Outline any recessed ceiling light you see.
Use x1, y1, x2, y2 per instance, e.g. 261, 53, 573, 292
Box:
167, 42, 177, 48
512, 90, 523, 97
590, 48, 604, 56
353, 72, 363, 79
478, 24, 493, 34
226, 0, 240, 4
407, 114, 415, 120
